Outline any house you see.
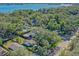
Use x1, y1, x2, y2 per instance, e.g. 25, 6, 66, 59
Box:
23, 33, 35, 40
0, 46, 8, 56
23, 40, 36, 47
23, 42, 32, 47
9, 42, 24, 51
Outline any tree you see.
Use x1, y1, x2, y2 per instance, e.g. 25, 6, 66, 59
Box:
0, 16, 24, 38
13, 37, 25, 44
36, 46, 48, 56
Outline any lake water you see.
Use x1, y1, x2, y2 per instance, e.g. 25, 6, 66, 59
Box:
0, 4, 68, 13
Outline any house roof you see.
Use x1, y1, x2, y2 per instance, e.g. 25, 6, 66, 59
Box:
9, 42, 24, 51
25, 40, 36, 44
23, 32, 35, 37
0, 46, 8, 56
23, 40, 36, 47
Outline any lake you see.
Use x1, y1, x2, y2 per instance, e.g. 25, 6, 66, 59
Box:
0, 4, 71, 13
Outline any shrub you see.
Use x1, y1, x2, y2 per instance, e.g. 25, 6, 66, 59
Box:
13, 37, 25, 44
0, 38, 3, 45
3, 40, 13, 49
7, 48, 32, 56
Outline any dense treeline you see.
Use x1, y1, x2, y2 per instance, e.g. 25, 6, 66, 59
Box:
10, 6, 79, 37
0, 6, 79, 56
59, 33, 79, 56
0, 15, 24, 39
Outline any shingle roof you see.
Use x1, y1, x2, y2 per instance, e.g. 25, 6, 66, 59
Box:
9, 43, 24, 51
23, 42, 32, 47
23, 40, 36, 47
0, 46, 8, 56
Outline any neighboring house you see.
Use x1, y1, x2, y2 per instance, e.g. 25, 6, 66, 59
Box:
23, 40, 36, 47
0, 46, 8, 56
9, 42, 24, 51
23, 33, 35, 40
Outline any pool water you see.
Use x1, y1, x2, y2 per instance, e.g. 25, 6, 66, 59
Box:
0, 4, 68, 13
